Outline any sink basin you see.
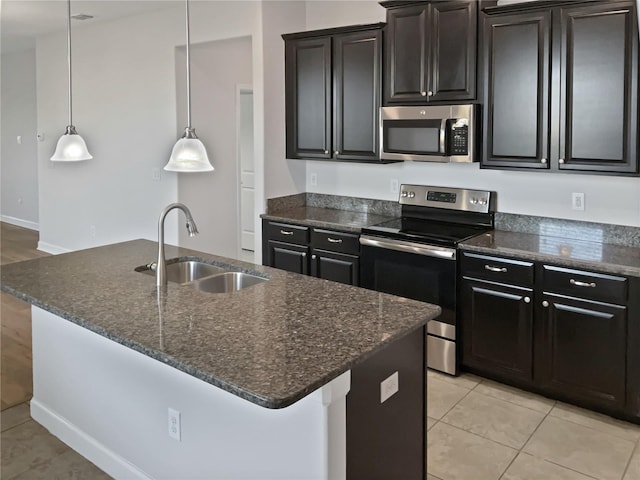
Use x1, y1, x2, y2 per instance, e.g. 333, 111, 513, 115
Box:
137, 260, 226, 284
191, 272, 268, 293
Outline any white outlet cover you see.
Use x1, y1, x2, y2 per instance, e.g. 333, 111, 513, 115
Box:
380, 371, 399, 404
168, 408, 181, 441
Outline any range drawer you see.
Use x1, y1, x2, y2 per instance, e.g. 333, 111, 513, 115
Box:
311, 228, 360, 255
264, 221, 310, 245
542, 265, 627, 304
461, 252, 534, 287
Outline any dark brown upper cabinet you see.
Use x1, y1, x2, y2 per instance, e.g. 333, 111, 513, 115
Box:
482, 0, 639, 175
283, 24, 391, 163
381, 0, 478, 104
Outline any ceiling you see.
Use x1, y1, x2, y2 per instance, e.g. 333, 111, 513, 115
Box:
1, 0, 181, 54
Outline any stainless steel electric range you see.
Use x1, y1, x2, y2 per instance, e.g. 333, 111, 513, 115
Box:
359, 184, 496, 375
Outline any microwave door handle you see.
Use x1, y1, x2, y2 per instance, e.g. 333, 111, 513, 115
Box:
439, 119, 447, 155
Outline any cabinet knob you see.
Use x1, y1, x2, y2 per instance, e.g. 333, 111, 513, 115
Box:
324, 150, 329, 154
427, 90, 433, 97
559, 158, 565, 164
524, 296, 531, 303
540, 158, 547, 164
311, 254, 317, 260
542, 300, 549, 307
334, 150, 339, 155
420, 91, 427, 96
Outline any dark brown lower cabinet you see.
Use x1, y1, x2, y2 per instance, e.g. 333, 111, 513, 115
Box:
262, 219, 360, 286
460, 251, 638, 423
536, 294, 627, 411
461, 278, 533, 384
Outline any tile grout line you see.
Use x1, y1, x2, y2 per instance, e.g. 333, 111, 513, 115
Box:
619, 436, 640, 480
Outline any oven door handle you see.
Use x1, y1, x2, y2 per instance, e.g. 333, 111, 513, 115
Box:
359, 235, 456, 260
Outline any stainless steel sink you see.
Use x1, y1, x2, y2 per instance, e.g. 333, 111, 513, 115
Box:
191, 272, 268, 293
137, 260, 226, 284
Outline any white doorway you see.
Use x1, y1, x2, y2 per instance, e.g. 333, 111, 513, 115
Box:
237, 86, 255, 261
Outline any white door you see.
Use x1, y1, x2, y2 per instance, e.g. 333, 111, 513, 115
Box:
238, 88, 255, 253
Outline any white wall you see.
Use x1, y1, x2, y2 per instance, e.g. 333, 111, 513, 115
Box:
34, 1, 264, 253
1, 48, 39, 229
177, 37, 253, 258
261, 1, 307, 201
303, 1, 640, 228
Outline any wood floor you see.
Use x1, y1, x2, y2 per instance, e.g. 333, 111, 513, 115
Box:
1, 222, 49, 410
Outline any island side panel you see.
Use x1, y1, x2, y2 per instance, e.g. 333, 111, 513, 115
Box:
30, 306, 349, 480
346, 326, 426, 480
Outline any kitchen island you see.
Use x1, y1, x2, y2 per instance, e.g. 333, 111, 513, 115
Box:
0, 239, 439, 480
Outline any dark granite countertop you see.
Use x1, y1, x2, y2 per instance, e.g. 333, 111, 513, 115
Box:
461, 230, 640, 277
261, 206, 395, 233
0, 240, 439, 409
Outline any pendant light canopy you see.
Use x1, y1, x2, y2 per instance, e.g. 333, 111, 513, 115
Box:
51, 0, 92, 162
164, 0, 213, 173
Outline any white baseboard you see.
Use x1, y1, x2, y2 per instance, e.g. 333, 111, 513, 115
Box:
37, 241, 71, 255
1, 215, 38, 231
30, 399, 153, 480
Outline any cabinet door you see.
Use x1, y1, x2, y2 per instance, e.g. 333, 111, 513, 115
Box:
384, 4, 430, 104
557, 2, 638, 174
333, 29, 382, 161
461, 278, 534, 383
429, 0, 477, 102
265, 240, 309, 275
311, 249, 359, 286
537, 294, 627, 410
482, 10, 551, 169
284, 37, 332, 159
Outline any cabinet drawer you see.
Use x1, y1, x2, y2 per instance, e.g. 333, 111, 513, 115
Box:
311, 228, 360, 255
461, 252, 534, 286
265, 221, 309, 245
542, 265, 627, 304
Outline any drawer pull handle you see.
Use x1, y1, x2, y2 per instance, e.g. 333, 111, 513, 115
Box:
327, 238, 343, 244
280, 230, 294, 236
485, 265, 507, 273
570, 279, 596, 288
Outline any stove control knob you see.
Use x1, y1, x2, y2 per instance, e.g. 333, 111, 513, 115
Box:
401, 191, 408, 197
409, 192, 415, 198
470, 198, 478, 204
479, 198, 488, 205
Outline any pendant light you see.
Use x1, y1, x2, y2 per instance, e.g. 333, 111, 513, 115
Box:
51, 0, 92, 162
164, 0, 213, 172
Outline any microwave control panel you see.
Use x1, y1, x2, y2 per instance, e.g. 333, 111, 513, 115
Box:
448, 119, 469, 155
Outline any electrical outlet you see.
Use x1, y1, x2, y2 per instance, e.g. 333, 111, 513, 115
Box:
168, 408, 181, 441
310, 172, 317, 187
390, 179, 399, 194
37, 132, 45, 142
380, 371, 399, 404
89, 225, 96, 237
151, 168, 161, 181
572, 192, 585, 211
16, 136, 22, 145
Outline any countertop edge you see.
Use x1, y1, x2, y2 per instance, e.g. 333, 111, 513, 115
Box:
459, 242, 640, 277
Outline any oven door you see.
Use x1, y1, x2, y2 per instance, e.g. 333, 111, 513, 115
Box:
359, 235, 458, 375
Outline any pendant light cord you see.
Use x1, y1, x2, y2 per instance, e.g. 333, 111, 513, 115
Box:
185, 0, 192, 130
67, 0, 73, 127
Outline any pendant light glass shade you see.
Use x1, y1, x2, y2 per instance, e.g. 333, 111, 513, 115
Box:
165, 128, 213, 172
51, 0, 92, 162
164, 0, 213, 173
51, 126, 93, 161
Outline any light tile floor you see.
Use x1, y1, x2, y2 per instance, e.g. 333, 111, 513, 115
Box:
427, 370, 640, 480
2, 372, 639, 479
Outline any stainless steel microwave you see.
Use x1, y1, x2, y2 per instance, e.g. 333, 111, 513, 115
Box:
380, 104, 478, 163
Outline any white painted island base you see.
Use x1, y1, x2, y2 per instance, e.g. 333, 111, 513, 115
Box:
30, 306, 351, 480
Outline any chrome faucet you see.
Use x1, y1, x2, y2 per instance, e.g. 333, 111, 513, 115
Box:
156, 203, 199, 286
